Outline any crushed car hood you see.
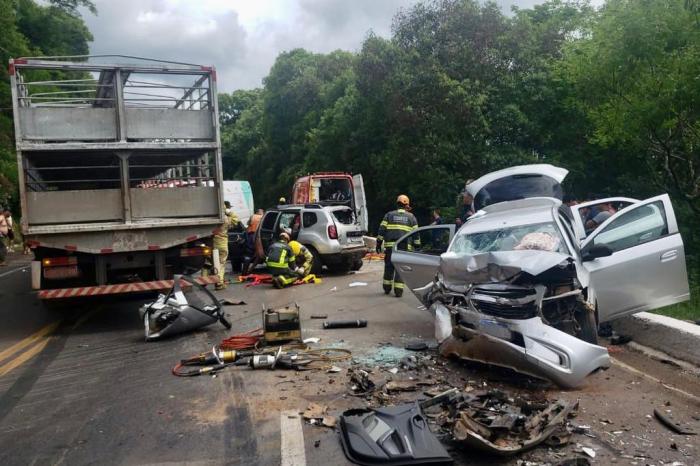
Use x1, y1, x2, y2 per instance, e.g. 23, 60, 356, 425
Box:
439, 250, 572, 291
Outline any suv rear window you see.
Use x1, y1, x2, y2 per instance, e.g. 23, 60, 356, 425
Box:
303, 212, 317, 228
332, 209, 355, 225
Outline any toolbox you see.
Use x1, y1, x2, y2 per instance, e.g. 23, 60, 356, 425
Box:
263, 303, 302, 344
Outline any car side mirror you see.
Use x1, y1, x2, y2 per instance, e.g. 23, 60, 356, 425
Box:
582, 243, 613, 262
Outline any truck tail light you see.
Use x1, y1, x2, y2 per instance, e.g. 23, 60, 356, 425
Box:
180, 247, 212, 257
42, 256, 77, 268
328, 225, 338, 239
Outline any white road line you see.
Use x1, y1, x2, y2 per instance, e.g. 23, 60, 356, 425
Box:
0, 265, 29, 279
611, 357, 700, 403
280, 410, 307, 466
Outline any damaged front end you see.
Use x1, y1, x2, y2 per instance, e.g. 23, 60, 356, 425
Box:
139, 275, 231, 341
431, 251, 610, 388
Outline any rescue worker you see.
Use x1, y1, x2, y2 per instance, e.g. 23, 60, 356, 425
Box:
265, 232, 297, 289
213, 202, 239, 290
288, 239, 314, 278
376, 194, 419, 297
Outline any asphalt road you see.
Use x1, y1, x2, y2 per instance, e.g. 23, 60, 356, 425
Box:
0, 254, 699, 466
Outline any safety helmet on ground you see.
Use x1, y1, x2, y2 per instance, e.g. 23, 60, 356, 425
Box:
396, 194, 410, 206
288, 240, 303, 256
279, 231, 291, 242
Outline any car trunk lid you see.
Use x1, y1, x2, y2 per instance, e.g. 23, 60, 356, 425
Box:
466, 164, 568, 211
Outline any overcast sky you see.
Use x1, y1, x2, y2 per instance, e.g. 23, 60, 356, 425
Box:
82, 0, 557, 92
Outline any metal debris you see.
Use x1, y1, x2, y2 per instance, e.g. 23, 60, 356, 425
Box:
447, 390, 579, 456
654, 408, 697, 435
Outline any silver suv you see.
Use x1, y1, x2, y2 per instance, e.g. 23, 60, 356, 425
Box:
258, 204, 367, 273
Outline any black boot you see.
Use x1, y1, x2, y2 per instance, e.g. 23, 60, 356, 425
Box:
383, 285, 391, 295
394, 288, 403, 298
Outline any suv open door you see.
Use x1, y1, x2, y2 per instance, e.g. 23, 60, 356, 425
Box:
352, 174, 368, 232
580, 194, 689, 322
391, 225, 456, 300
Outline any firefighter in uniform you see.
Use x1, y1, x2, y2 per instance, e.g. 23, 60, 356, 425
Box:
376, 194, 419, 297
265, 232, 297, 288
213, 202, 239, 290
289, 240, 314, 278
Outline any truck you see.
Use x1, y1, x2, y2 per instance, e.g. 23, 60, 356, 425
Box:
291, 172, 368, 232
9, 56, 225, 299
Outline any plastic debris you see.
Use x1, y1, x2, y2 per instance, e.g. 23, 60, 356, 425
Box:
348, 282, 368, 287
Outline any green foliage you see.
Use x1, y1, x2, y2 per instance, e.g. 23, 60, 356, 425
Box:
0, 0, 93, 211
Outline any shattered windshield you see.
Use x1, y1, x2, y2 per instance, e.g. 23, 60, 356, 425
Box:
450, 222, 568, 254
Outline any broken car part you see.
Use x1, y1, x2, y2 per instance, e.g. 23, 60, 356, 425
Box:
439, 299, 609, 388
339, 403, 453, 466
449, 390, 579, 456
140, 275, 231, 341
653, 408, 697, 435
323, 319, 368, 329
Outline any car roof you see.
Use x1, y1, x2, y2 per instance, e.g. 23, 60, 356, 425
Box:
461, 197, 560, 234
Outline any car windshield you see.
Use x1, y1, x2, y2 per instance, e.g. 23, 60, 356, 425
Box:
450, 222, 568, 254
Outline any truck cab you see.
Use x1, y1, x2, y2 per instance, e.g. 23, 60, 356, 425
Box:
291, 172, 368, 232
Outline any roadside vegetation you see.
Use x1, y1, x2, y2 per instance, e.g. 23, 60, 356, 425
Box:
218, 0, 700, 319
0, 0, 697, 319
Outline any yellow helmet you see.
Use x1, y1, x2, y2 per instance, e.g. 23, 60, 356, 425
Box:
396, 194, 410, 206
289, 240, 303, 256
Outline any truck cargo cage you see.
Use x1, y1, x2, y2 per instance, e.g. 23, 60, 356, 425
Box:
10, 56, 224, 233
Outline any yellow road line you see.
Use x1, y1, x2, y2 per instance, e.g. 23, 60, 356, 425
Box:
0, 338, 51, 377
0, 321, 60, 364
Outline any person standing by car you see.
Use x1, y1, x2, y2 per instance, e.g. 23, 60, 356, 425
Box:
376, 194, 419, 297
0, 209, 8, 266
213, 202, 239, 290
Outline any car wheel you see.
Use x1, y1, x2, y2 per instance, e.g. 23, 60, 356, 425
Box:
307, 247, 323, 275
574, 300, 598, 345
351, 258, 363, 271
327, 262, 352, 274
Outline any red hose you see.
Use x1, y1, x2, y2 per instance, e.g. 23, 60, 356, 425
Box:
219, 327, 264, 350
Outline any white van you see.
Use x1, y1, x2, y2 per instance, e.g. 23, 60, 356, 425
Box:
223, 181, 255, 226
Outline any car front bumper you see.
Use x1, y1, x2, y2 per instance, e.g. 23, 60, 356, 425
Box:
436, 303, 610, 388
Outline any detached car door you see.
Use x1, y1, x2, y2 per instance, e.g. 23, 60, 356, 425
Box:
391, 225, 455, 296
581, 194, 689, 321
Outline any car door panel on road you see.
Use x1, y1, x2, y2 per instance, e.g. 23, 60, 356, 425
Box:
581, 194, 689, 322
391, 225, 455, 292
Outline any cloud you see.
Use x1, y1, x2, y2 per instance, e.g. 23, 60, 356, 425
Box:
82, 0, 575, 92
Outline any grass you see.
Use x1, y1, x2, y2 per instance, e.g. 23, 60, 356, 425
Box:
651, 285, 700, 322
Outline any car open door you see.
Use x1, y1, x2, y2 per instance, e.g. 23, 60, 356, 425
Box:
570, 197, 639, 241
391, 225, 455, 299
258, 210, 280, 252
352, 174, 368, 232
580, 194, 689, 322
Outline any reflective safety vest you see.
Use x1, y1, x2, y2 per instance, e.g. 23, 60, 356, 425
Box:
265, 241, 295, 269
289, 240, 313, 270
377, 208, 419, 248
